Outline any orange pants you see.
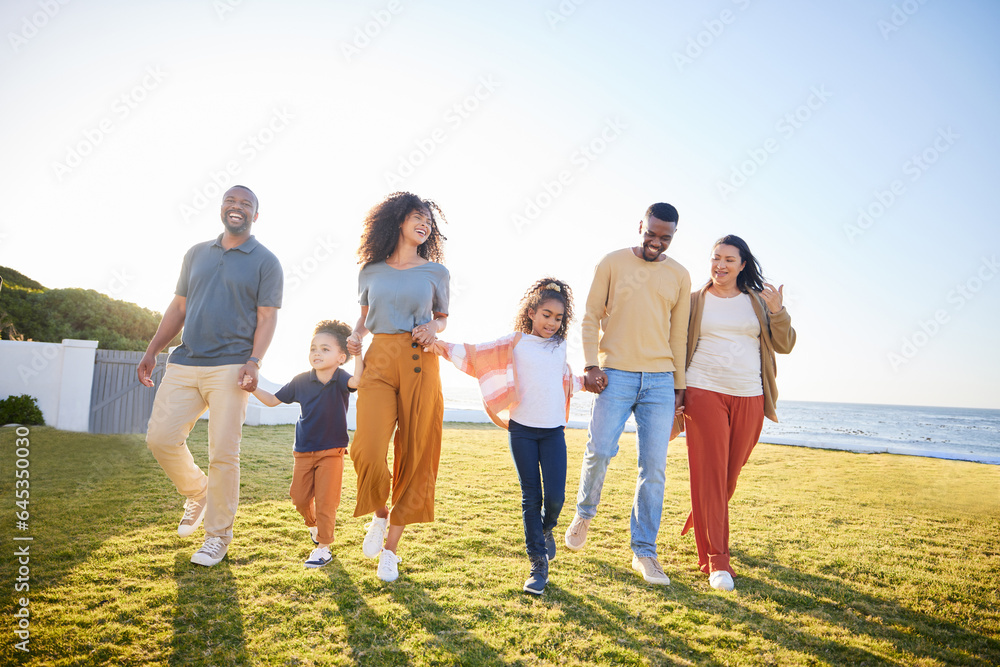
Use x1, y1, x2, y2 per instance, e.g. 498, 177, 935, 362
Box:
290, 447, 344, 545
681, 387, 764, 576
351, 333, 443, 526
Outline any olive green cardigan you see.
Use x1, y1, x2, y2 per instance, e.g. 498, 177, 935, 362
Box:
673, 285, 796, 435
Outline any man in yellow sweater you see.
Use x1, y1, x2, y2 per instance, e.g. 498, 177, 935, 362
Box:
564, 202, 690, 585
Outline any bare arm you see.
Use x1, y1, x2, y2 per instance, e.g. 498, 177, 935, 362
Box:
251, 387, 283, 407
137, 295, 186, 387
347, 306, 370, 356
238, 306, 279, 392
348, 350, 364, 389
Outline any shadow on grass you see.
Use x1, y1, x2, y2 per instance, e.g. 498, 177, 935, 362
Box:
386, 574, 519, 666
735, 553, 1000, 666
170, 552, 249, 667
322, 558, 414, 666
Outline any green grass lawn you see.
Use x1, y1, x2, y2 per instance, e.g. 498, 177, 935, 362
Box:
2, 423, 998, 666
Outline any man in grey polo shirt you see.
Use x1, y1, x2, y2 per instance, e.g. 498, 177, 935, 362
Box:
138, 185, 283, 567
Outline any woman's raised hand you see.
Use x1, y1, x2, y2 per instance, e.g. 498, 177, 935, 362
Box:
761, 283, 784, 314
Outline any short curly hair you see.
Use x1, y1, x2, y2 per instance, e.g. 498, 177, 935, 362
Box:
513, 277, 574, 341
313, 319, 352, 354
357, 192, 447, 266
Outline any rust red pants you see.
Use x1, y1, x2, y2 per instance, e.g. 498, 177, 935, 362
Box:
351, 333, 443, 526
290, 447, 344, 545
681, 387, 764, 576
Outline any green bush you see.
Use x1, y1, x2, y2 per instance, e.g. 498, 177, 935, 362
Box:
0, 394, 45, 426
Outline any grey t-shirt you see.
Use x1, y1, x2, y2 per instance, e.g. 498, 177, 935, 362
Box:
359, 261, 449, 334
169, 234, 284, 367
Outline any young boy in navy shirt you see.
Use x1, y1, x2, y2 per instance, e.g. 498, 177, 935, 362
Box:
249, 320, 361, 567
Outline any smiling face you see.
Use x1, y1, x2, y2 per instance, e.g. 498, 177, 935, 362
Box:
710, 243, 746, 291
398, 207, 432, 247
220, 186, 258, 235
638, 215, 677, 262
527, 298, 565, 339
309, 333, 347, 372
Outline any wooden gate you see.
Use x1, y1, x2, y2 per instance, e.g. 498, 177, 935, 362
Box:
89, 350, 167, 434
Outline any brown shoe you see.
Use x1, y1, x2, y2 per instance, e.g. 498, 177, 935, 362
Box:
632, 555, 671, 585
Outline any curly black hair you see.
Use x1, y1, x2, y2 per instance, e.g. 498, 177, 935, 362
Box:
513, 277, 574, 341
356, 192, 447, 266
314, 319, 352, 355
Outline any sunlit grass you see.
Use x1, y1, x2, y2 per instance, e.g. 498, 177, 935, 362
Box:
1, 423, 998, 665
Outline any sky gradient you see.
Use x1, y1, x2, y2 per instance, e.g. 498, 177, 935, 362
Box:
2, 0, 998, 409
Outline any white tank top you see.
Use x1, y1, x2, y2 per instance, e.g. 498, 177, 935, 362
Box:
686, 292, 763, 397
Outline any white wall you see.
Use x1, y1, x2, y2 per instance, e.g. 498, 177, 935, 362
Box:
0, 339, 97, 431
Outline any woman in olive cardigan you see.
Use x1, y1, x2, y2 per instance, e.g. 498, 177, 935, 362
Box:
674, 235, 795, 592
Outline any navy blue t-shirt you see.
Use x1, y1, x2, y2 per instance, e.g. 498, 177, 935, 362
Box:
274, 368, 354, 452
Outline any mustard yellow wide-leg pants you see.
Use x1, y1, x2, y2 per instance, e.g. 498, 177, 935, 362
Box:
351, 333, 444, 526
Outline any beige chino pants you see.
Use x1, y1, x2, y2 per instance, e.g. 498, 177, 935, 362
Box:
146, 363, 248, 545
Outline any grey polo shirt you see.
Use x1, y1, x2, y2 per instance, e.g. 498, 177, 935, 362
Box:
359, 261, 449, 334
169, 234, 283, 367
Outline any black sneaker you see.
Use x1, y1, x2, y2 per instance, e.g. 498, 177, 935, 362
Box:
543, 529, 557, 562
523, 555, 548, 595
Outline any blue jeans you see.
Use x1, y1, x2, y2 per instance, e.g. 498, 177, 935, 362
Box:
575, 369, 674, 558
508, 420, 567, 558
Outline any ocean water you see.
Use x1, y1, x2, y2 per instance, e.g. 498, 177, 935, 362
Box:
442, 387, 1000, 465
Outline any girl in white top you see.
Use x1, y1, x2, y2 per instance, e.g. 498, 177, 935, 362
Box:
435, 278, 586, 596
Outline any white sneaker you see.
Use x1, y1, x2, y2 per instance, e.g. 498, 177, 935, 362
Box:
177, 497, 207, 537
709, 570, 735, 591
363, 516, 388, 559
305, 546, 332, 568
191, 537, 228, 566
309, 526, 319, 545
631, 555, 671, 585
564, 514, 591, 552
377, 549, 401, 582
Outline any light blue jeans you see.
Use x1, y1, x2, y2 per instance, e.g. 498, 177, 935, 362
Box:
575, 369, 674, 559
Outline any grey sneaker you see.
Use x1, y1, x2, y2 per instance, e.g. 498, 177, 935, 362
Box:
363, 516, 388, 559
544, 529, 557, 561
523, 555, 548, 595
564, 514, 591, 552
305, 546, 333, 568
191, 537, 228, 566
631, 555, 671, 585
178, 497, 207, 537
377, 549, 401, 582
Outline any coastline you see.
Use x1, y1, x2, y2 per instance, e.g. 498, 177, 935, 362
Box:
441, 407, 1000, 466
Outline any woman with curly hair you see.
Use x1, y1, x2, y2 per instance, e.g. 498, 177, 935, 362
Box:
433, 277, 587, 595
346, 191, 450, 583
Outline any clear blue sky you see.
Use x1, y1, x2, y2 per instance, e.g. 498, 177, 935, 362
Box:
2, 0, 998, 409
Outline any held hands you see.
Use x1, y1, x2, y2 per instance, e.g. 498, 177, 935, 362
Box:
238, 363, 259, 392
411, 321, 437, 349
584, 367, 608, 394
346, 331, 363, 356
761, 283, 784, 314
